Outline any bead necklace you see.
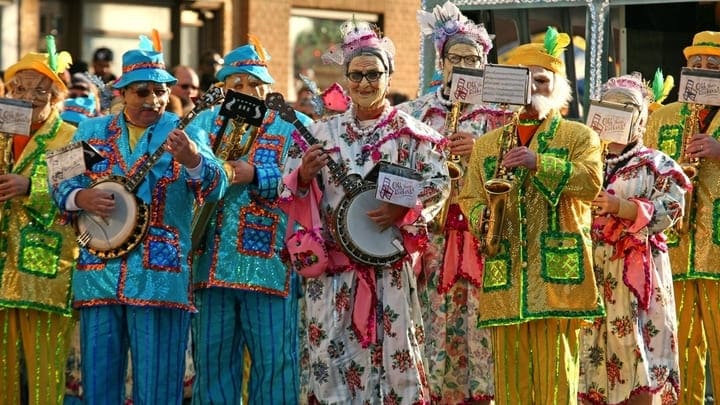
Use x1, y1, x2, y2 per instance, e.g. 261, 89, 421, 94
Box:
347, 102, 393, 138
435, 86, 453, 107
605, 141, 643, 166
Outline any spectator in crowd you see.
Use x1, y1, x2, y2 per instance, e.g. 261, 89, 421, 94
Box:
197, 50, 223, 92
170, 65, 200, 115
92, 46, 117, 83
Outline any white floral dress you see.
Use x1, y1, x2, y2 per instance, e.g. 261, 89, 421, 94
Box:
280, 106, 449, 404
578, 146, 690, 405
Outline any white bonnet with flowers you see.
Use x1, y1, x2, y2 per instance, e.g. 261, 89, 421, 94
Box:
321, 19, 396, 74
417, 1, 494, 69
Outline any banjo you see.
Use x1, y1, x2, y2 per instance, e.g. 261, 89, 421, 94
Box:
75, 86, 225, 259
265, 92, 406, 266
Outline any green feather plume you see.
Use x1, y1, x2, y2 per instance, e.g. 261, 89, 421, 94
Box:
45, 34, 72, 74
651, 68, 674, 104
544, 27, 559, 57
46, 35, 57, 72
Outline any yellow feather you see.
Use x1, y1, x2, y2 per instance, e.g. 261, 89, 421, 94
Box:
660, 75, 674, 103
56, 51, 73, 73
247, 34, 266, 62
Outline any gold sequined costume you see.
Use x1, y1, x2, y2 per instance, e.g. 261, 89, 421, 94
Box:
646, 101, 720, 404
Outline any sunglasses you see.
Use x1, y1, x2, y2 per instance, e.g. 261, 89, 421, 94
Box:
129, 86, 169, 98
346, 70, 385, 83
180, 84, 199, 91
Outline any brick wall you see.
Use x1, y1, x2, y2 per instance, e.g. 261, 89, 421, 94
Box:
243, 0, 423, 101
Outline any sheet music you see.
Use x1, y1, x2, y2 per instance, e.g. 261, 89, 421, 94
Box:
481, 64, 532, 106
46, 142, 87, 185
0, 98, 32, 135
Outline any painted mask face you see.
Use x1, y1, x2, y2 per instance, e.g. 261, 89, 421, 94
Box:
346, 54, 389, 110
8, 70, 55, 124
224, 73, 270, 100
441, 43, 484, 95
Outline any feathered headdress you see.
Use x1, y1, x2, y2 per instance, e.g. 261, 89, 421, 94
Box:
138, 29, 163, 52
417, 1, 493, 65
649, 68, 674, 113
321, 19, 395, 72
45, 35, 73, 75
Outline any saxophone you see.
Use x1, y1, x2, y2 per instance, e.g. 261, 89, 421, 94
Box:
436, 101, 464, 229
479, 111, 519, 257
675, 102, 702, 234
190, 118, 256, 251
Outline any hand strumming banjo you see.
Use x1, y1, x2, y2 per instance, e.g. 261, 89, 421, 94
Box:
75, 85, 225, 259
265, 92, 405, 266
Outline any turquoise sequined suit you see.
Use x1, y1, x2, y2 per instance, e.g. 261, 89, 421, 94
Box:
52, 111, 228, 404
191, 106, 312, 404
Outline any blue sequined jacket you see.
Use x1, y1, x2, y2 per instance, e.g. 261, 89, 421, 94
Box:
192, 107, 312, 297
52, 112, 228, 310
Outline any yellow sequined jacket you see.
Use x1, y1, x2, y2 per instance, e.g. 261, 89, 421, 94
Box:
459, 109, 604, 326
645, 101, 720, 279
0, 109, 78, 315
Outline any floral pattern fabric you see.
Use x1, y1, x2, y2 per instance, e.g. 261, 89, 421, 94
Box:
578, 147, 688, 404
280, 106, 449, 404
397, 92, 508, 403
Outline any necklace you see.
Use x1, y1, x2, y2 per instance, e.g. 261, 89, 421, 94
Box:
347, 102, 393, 138
435, 86, 453, 107
605, 141, 643, 166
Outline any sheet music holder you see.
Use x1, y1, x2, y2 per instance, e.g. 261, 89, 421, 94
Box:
586, 100, 636, 145
678, 67, 720, 106
449, 67, 484, 104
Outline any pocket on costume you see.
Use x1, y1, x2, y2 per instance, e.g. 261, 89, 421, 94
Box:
483, 240, 512, 291
237, 205, 279, 258
540, 232, 583, 284
144, 225, 181, 272
19, 225, 61, 277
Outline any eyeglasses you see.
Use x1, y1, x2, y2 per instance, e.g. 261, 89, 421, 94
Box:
128, 86, 169, 98
180, 84, 199, 91
346, 71, 385, 83
445, 53, 483, 65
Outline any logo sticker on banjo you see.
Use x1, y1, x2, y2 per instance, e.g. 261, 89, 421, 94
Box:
374, 163, 422, 208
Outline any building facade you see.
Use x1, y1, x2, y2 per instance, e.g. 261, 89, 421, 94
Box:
1, 0, 424, 101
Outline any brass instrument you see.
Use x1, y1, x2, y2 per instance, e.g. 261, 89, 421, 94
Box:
190, 118, 256, 251
479, 109, 519, 257
0, 133, 11, 175
436, 101, 464, 229
675, 102, 702, 234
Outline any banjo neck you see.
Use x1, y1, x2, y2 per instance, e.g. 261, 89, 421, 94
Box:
264, 92, 358, 192
125, 86, 224, 192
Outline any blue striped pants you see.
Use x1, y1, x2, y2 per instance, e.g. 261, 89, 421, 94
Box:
79, 305, 190, 405
191, 276, 299, 404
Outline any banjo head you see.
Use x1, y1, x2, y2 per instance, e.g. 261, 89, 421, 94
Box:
74, 176, 150, 259
334, 184, 405, 266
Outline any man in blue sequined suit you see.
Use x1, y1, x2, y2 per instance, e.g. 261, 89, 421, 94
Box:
190, 41, 312, 404
52, 45, 228, 404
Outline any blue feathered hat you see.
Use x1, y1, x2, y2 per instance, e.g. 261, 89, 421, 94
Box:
112, 32, 176, 89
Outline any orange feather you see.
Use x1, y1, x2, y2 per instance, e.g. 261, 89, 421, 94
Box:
151, 29, 162, 52
247, 34, 266, 62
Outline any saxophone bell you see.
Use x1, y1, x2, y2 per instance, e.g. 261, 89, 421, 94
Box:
478, 107, 519, 257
